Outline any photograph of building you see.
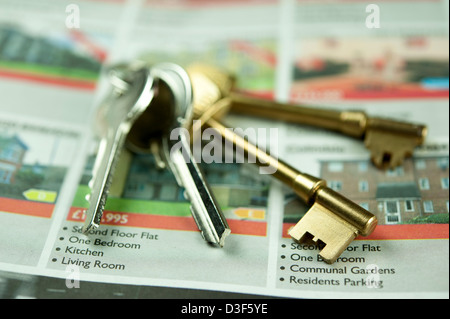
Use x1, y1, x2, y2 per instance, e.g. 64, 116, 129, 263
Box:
284, 156, 449, 225
291, 36, 449, 100
0, 132, 69, 203
0, 24, 102, 83
318, 156, 449, 225
122, 154, 270, 211
0, 134, 28, 185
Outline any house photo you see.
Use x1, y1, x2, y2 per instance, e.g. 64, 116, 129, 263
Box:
319, 156, 449, 225
0, 134, 28, 185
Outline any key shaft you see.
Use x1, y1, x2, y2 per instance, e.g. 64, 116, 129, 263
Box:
187, 64, 427, 169
84, 127, 127, 233
83, 68, 156, 233
187, 65, 377, 263
126, 63, 230, 246
230, 93, 427, 168
205, 116, 377, 263
159, 63, 231, 246
167, 133, 230, 246
230, 94, 367, 137
206, 117, 377, 233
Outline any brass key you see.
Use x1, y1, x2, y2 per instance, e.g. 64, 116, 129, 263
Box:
188, 64, 427, 169
186, 65, 378, 264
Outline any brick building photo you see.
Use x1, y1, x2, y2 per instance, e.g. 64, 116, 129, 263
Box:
320, 156, 449, 225
0, 134, 28, 185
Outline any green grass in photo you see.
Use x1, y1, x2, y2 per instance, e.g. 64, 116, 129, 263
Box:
72, 185, 191, 217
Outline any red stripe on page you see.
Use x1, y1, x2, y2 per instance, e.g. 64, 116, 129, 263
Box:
0, 69, 97, 90
229, 40, 277, 68
362, 224, 449, 240
282, 223, 449, 240
69, 30, 108, 63
0, 197, 54, 218
67, 207, 267, 236
343, 90, 449, 100
236, 89, 448, 103
227, 218, 267, 236
146, 0, 277, 8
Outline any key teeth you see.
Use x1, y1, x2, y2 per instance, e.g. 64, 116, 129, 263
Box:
371, 149, 410, 170
190, 205, 230, 247
290, 230, 326, 251
82, 221, 99, 234
84, 180, 108, 234
219, 228, 231, 248
312, 235, 326, 250
289, 228, 353, 264
365, 129, 421, 169
81, 208, 100, 234
288, 202, 361, 264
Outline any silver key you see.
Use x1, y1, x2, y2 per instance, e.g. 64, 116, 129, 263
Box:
82, 67, 156, 233
127, 63, 231, 246
167, 135, 231, 247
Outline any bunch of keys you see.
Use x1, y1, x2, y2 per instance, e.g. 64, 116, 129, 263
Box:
83, 61, 427, 263
183, 64, 428, 263
187, 64, 428, 170
83, 63, 230, 247
185, 65, 378, 264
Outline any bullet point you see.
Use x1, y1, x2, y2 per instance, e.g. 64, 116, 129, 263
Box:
281, 255, 285, 259
59, 237, 64, 241
52, 258, 57, 262
63, 227, 68, 230
280, 277, 284, 281
281, 244, 286, 248
56, 247, 61, 251
280, 266, 285, 270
